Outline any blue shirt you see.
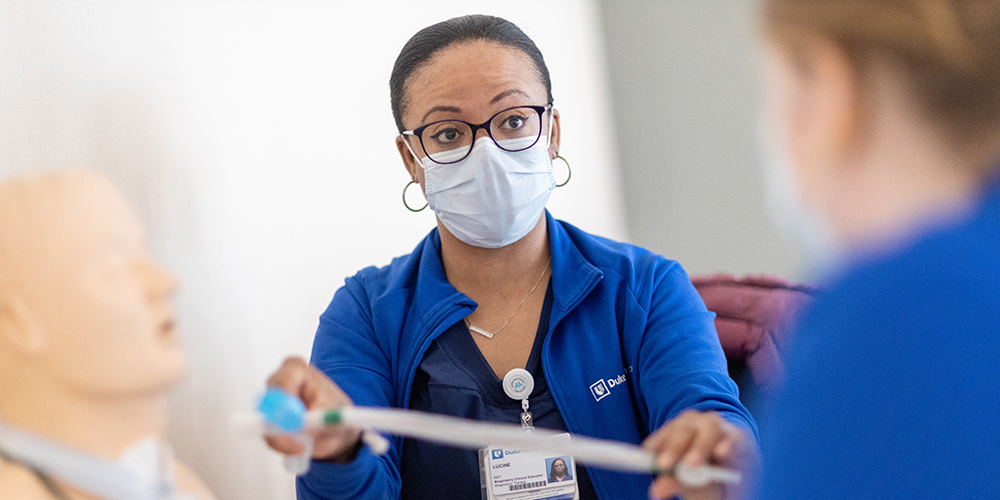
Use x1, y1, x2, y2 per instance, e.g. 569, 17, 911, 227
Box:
761, 169, 1000, 499
301, 212, 756, 500
401, 282, 599, 499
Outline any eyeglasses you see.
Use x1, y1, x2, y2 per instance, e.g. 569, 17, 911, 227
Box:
401, 104, 553, 165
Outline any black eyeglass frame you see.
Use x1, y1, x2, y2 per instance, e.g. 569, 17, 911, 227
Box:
401, 103, 553, 165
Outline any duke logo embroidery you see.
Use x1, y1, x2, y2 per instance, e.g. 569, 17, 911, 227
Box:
590, 372, 629, 402
590, 380, 610, 401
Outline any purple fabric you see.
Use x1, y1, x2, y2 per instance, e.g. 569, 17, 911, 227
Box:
692, 274, 815, 396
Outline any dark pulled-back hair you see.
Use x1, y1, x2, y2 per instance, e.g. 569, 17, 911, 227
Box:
389, 14, 553, 132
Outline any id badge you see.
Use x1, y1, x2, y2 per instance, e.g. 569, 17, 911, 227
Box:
479, 433, 580, 500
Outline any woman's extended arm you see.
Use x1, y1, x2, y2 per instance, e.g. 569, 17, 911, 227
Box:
268, 276, 403, 500
633, 262, 759, 500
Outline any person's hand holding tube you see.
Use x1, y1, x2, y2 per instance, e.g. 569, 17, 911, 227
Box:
264, 356, 363, 463
643, 410, 758, 500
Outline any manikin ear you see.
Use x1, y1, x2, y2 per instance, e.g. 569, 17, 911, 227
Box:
787, 39, 863, 186
0, 294, 47, 355
396, 135, 421, 181
547, 108, 562, 159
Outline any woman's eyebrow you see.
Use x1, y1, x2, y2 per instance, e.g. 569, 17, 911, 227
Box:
490, 89, 528, 105
421, 105, 461, 123
418, 89, 529, 124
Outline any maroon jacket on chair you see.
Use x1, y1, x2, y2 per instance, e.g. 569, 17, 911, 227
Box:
692, 274, 815, 398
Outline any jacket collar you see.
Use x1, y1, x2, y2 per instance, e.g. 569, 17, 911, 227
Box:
409, 212, 604, 328
544, 211, 604, 325
410, 228, 474, 327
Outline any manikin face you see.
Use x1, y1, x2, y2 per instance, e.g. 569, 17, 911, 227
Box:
12, 174, 186, 398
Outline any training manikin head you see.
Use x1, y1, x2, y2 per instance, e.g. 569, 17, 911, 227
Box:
0, 170, 186, 416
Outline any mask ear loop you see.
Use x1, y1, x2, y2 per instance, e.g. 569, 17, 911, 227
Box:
400, 135, 429, 212
545, 107, 572, 188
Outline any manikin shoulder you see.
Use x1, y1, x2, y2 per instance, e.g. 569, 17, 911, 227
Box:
0, 461, 58, 499
0, 460, 216, 500
175, 460, 217, 500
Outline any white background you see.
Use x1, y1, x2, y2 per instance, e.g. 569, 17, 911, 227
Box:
0, 1, 625, 498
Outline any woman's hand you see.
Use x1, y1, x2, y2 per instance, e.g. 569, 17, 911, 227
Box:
264, 356, 363, 463
643, 410, 758, 500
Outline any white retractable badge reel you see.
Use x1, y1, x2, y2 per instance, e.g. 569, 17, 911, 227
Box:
479, 369, 580, 500
503, 368, 535, 430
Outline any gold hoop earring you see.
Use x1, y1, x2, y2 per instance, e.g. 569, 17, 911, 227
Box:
402, 179, 428, 212
554, 154, 572, 187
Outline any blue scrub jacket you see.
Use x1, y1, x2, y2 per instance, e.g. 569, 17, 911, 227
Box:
300, 211, 757, 500
760, 168, 1000, 499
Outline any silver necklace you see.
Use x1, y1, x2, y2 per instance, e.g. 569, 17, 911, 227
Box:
466, 258, 551, 339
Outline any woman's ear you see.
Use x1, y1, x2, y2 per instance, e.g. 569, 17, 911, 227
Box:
548, 108, 561, 159
0, 294, 46, 355
396, 135, 420, 180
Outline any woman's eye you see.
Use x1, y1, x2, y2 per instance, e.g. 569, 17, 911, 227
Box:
502, 115, 527, 129
429, 128, 461, 143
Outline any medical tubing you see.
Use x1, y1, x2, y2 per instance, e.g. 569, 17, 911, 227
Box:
310, 406, 736, 481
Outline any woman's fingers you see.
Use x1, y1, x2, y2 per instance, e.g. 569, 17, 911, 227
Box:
643, 410, 754, 500
643, 410, 735, 467
711, 422, 741, 461
264, 356, 363, 462
265, 434, 306, 455
643, 410, 699, 470
649, 474, 683, 499
680, 413, 724, 467
650, 476, 723, 500
266, 357, 313, 403
266, 356, 350, 411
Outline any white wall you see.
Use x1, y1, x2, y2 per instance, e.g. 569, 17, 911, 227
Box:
0, 1, 624, 499
599, 0, 803, 278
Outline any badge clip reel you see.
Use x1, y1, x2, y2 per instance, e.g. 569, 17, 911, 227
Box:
503, 369, 534, 431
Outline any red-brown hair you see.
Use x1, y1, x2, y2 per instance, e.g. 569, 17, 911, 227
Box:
762, 0, 1000, 158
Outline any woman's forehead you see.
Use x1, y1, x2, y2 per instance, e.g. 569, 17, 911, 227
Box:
402, 41, 547, 126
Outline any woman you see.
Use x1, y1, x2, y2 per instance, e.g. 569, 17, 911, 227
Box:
548, 458, 572, 483
756, 0, 1000, 498
266, 14, 756, 500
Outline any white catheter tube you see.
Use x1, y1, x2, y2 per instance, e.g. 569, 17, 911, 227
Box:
309, 406, 740, 485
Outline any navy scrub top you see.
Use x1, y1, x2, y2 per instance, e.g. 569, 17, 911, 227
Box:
400, 282, 599, 500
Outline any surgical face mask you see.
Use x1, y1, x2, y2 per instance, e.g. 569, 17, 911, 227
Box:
758, 118, 843, 275
410, 134, 556, 248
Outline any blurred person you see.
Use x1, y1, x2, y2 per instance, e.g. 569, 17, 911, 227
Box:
756, 0, 1000, 498
264, 14, 757, 500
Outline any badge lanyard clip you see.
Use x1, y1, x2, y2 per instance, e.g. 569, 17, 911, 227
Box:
503, 369, 534, 431
520, 400, 533, 430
